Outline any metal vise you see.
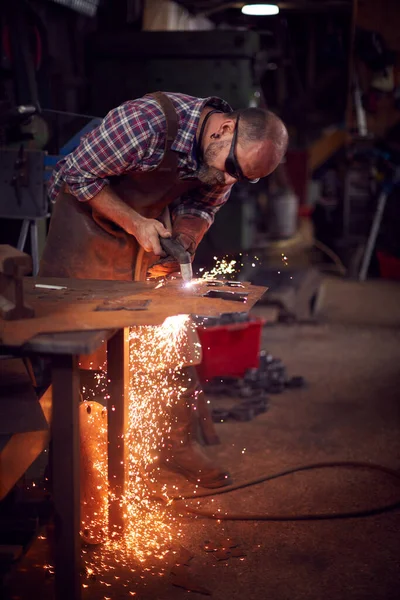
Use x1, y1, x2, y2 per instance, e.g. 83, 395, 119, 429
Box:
0, 245, 34, 320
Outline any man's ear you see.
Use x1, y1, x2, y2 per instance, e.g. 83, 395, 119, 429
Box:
219, 118, 236, 138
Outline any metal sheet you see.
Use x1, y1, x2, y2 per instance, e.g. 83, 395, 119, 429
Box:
0, 277, 267, 348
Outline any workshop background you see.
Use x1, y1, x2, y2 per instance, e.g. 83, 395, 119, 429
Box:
1, 0, 400, 599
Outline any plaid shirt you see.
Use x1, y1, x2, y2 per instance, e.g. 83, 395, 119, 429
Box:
49, 92, 233, 226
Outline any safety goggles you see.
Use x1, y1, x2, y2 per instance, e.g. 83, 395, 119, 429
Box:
225, 114, 260, 184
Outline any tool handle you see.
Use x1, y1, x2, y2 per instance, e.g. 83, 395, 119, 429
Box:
160, 237, 191, 264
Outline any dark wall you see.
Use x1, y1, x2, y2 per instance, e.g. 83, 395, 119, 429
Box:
86, 30, 260, 115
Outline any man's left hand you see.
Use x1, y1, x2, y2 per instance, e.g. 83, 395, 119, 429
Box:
147, 257, 180, 279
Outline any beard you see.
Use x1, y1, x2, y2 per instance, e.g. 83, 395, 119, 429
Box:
195, 164, 226, 186
195, 140, 228, 186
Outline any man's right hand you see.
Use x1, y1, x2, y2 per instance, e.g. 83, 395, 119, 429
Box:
131, 216, 171, 255
88, 187, 171, 255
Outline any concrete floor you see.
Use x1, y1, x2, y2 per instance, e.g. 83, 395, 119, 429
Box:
8, 276, 400, 600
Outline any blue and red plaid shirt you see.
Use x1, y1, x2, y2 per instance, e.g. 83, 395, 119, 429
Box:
49, 92, 233, 226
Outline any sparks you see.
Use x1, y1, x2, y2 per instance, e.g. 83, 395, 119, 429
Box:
200, 258, 238, 280
117, 315, 190, 560
81, 315, 196, 575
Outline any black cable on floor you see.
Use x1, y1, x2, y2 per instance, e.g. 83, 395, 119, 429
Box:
163, 461, 400, 521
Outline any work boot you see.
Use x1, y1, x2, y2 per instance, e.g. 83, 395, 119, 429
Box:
160, 369, 232, 489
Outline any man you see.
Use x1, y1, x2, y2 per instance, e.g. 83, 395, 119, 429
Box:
40, 91, 288, 488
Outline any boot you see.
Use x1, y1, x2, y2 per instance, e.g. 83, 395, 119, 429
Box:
160, 368, 232, 489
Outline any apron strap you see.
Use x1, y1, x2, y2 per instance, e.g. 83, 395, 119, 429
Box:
145, 91, 179, 174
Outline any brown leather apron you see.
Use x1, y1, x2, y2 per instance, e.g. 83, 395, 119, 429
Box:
39, 92, 201, 370
39, 92, 200, 282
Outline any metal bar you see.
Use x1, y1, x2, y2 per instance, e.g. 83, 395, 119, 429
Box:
354, 73, 368, 137
52, 354, 81, 600
343, 172, 351, 240
30, 220, 39, 276
17, 220, 29, 253
359, 189, 389, 281
107, 328, 130, 536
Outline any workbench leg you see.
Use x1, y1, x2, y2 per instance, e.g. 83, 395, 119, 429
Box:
52, 354, 81, 600
107, 328, 130, 536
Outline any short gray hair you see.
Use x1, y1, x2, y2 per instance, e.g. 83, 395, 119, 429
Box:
230, 108, 288, 152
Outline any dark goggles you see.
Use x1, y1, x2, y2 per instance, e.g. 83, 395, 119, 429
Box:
225, 114, 260, 184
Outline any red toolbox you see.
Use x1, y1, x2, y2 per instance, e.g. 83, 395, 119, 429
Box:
377, 251, 400, 281
196, 319, 264, 381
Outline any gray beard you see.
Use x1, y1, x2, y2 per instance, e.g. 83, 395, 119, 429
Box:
195, 139, 228, 186
195, 163, 226, 186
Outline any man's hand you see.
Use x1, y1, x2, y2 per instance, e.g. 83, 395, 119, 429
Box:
87, 187, 171, 255
132, 216, 171, 255
147, 257, 180, 279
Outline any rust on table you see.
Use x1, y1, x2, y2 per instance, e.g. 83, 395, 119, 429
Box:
0, 277, 267, 348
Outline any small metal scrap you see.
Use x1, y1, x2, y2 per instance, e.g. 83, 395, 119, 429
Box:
204, 279, 224, 286
203, 290, 248, 302
207, 281, 224, 287
225, 281, 245, 288
35, 283, 67, 290
95, 298, 151, 312
203, 538, 247, 562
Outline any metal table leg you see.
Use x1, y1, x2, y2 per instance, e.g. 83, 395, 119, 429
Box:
30, 220, 39, 275
107, 328, 130, 535
52, 354, 81, 600
17, 219, 29, 252
359, 189, 389, 281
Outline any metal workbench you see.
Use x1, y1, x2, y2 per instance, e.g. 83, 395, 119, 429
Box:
0, 275, 266, 600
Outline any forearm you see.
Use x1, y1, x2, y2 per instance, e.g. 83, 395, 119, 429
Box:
87, 185, 170, 255
88, 185, 143, 236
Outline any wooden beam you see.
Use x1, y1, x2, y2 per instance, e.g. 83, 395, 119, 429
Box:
107, 328, 130, 536
52, 354, 81, 600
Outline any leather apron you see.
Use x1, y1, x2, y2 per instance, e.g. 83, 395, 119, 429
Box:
39, 92, 200, 282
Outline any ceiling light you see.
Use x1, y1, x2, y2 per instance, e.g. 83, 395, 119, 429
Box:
241, 4, 280, 16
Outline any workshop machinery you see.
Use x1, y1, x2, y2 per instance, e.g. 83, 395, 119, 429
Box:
0, 104, 101, 275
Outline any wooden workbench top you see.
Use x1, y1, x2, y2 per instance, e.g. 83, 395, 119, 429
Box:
0, 277, 267, 349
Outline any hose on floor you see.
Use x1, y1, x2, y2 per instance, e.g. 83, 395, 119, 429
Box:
313, 240, 347, 276
159, 461, 400, 521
